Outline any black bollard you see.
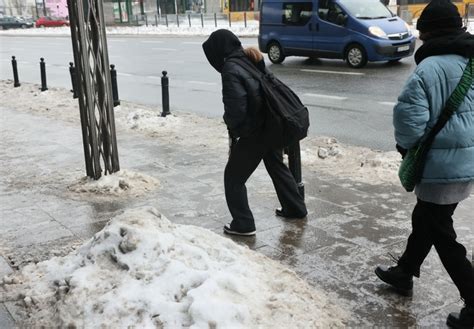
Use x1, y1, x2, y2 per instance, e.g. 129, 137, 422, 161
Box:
110, 64, 120, 107
40, 58, 48, 91
11, 56, 20, 87
287, 142, 304, 199
161, 71, 170, 117
69, 62, 78, 99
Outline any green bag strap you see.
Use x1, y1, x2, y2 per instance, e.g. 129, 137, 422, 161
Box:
422, 58, 473, 146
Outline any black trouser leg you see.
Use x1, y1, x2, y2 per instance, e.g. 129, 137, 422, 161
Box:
398, 200, 436, 277
224, 136, 264, 231
430, 205, 474, 306
263, 149, 307, 217
398, 199, 474, 305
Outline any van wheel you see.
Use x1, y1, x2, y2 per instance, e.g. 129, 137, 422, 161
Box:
346, 44, 367, 68
267, 42, 285, 64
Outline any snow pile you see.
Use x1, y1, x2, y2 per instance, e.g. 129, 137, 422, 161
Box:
0, 24, 258, 37
2, 207, 346, 328
301, 137, 401, 185
1, 81, 402, 185
126, 109, 182, 133
68, 170, 159, 197
106, 24, 259, 37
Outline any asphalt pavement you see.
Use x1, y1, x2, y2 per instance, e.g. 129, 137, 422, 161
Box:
0, 34, 419, 150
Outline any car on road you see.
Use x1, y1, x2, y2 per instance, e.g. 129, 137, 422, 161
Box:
35, 16, 69, 28
0, 16, 34, 29
258, 0, 416, 68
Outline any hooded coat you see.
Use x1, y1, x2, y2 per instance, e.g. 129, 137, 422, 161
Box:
203, 30, 265, 138
393, 32, 474, 183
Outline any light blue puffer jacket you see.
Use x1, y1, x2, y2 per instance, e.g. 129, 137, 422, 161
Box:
393, 54, 474, 183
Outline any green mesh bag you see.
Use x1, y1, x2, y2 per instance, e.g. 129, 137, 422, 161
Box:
399, 58, 473, 192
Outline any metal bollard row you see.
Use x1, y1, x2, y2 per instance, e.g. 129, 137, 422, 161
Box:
11, 56, 20, 87
40, 57, 48, 91
69, 62, 78, 99
110, 64, 120, 107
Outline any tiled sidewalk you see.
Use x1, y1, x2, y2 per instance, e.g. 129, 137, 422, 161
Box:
0, 106, 472, 327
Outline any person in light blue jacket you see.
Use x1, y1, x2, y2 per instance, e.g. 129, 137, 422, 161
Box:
375, 1, 474, 328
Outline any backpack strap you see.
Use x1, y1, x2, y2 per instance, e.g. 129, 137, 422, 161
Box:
226, 57, 268, 82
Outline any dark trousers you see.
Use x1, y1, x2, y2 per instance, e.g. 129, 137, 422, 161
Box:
398, 199, 474, 306
224, 135, 307, 231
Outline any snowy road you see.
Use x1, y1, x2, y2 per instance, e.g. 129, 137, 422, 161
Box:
0, 34, 418, 150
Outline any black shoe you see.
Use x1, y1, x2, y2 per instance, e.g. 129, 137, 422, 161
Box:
447, 305, 474, 329
275, 208, 307, 220
223, 224, 256, 236
375, 265, 413, 296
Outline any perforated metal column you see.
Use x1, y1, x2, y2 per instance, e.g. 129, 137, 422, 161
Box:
67, 0, 120, 179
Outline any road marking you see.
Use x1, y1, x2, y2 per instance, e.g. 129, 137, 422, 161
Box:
379, 101, 396, 106
301, 69, 365, 76
109, 39, 126, 42
117, 72, 133, 77
147, 75, 162, 80
188, 80, 217, 86
182, 41, 202, 45
304, 93, 347, 100
152, 47, 177, 51
141, 40, 164, 44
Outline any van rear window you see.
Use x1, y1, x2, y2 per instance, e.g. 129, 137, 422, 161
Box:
282, 2, 312, 26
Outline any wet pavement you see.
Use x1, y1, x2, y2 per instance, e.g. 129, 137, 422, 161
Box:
0, 105, 473, 327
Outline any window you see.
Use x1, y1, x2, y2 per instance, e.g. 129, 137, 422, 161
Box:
319, 2, 345, 25
282, 2, 312, 26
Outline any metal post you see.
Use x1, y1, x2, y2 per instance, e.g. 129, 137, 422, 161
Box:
201, 13, 204, 27
135, 14, 139, 26
176, 13, 179, 27
110, 64, 120, 107
42, 0, 46, 16
11, 56, 20, 87
188, 13, 191, 27
214, 12, 217, 27
288, 142, 304, 199
145, 14, 148, 26
244, 11, 247, 28
155, 14, 158, 26
40, 58, 48, 91
165, 13, 169, 26
69, 62, 78, 98
161, 71, 170, 117
228, 12, 231, 27
67, 0, 120, 179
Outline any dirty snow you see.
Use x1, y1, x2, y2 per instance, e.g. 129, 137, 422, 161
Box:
0, 24, 258, 37
68, 169, 160, 197
0, 80, 401, 185
1, 207, 346, 328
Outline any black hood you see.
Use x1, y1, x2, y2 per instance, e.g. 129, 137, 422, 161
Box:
202, 29, 242, 73
415, 31, 474, 64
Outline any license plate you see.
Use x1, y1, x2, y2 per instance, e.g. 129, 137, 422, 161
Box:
397, 45, 410, 52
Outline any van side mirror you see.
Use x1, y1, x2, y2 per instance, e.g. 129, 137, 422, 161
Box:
335, 13, 348, 26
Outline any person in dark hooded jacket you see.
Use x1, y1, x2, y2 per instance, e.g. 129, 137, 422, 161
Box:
202, 29, 307, 236
374, 1, 474, 327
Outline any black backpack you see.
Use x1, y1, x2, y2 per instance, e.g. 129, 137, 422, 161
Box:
228, 57, 310, 149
